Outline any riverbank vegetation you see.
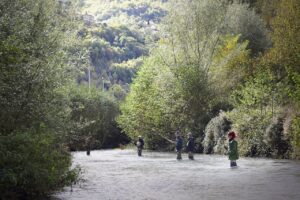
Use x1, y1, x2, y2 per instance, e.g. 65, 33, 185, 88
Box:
0, 0, 164, 198
118, 0, 300, 159
0, 0, 83, 198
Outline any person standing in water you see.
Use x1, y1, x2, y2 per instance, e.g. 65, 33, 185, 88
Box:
186, 132, 195, 160
135, 135, 144, 156
175, 129, 183, 160
228, 131, 239, 167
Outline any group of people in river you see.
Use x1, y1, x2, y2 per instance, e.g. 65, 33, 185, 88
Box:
174, 130, 195, 160
134, 130, 239, 168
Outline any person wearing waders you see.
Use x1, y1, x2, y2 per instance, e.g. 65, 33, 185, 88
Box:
228, 131, 239, 167
186, 132, 195, 160
136, 136, 144, 156
175, 130, 183, 160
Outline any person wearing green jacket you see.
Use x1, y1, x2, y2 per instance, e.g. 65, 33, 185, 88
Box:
228, 131, 239, 167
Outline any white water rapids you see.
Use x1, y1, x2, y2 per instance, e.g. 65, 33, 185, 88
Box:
54, 149, 300, 200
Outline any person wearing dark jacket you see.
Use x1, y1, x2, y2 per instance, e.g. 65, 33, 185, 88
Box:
135, 136, 144, 156
186, 132, 195, 160
175, 132, 183, 160
228, 131, 239, 167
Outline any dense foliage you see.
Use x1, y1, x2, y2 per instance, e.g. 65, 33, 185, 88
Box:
203, 112, 231, 155
67, 85, 129, 151
78, 25, 146, 92
118, 0, 300, 158
118, 0, 269, 150
0, 0, 299, 198
0, 0, 81, 198
0, 131, 79, 198
76, 0, 168, 98
0, 1, 159, 196
66, 0, 168, 152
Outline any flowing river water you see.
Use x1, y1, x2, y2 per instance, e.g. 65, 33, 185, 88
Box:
54, 149, 300, 200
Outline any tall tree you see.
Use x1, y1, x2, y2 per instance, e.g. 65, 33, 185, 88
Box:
0, 0, 81, 198
267, 0, 300, 158
0, 0, 78, 134
118, 0, 268, 149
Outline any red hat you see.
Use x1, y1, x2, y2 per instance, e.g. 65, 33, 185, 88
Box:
228, 131, 236, 139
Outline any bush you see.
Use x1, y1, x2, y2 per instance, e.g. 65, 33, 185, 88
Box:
228, 109, 272, 157
0, 130, 80, 199
265, 116, 291, 158
202, 112, 232, 154
67, 86, 129, 151
291, 115, 300, 159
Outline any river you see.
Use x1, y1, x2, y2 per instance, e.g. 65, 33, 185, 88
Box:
54, 149, 300, 200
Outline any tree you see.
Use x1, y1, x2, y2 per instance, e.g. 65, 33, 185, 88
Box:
118, 0, 268, 150
0, 0, 77, 134
223, 0, 300, 158
68, 85, 128, 151
0, 0, 81, 198
266, 0, 300, 158
118, 56, 186, 149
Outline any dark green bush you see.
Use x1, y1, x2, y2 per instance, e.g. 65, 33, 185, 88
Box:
265, 116, 291, 158
0, 130, 80, 199
67, 86, 130, 151
291, 115, 300, 159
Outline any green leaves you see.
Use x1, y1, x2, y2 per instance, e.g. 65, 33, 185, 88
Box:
0, 131, 80, 198
118, 0, 270, 150
118, 56, 181, 148
0, 0, 82, 197
231, 70, 274, 109
0, 0, 79, 134
67, 85, 127, 150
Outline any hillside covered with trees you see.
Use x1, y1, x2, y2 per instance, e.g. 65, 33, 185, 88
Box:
77, 0, 168, 97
